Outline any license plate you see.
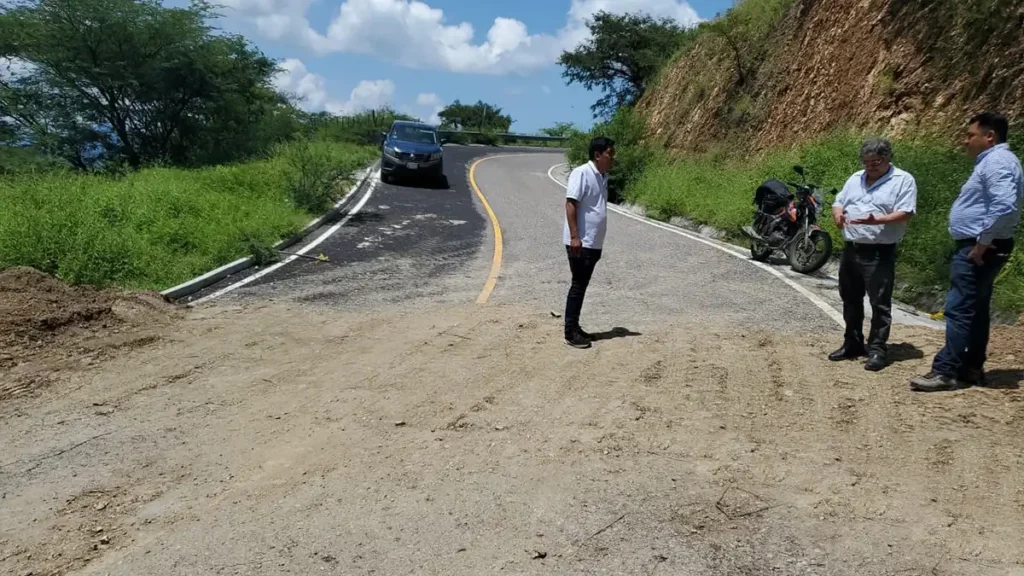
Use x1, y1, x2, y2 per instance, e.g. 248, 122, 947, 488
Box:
406, 162, 418, 169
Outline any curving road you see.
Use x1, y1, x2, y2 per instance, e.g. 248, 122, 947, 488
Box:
197, 147, 844, 336
472, 153, 836, 334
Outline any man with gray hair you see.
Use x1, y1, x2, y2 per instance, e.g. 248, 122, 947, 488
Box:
828, 138, 918, 371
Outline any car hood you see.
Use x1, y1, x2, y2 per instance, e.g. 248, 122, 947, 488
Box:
386, 139, 441, 154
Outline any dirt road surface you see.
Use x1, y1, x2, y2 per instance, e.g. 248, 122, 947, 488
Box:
2, 148, 1023, 576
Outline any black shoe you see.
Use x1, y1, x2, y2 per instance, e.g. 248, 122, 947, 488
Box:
565, 331, 592, 349
577, 328, 594, 341
829, 343, 866, 362
864, 352, 886, 372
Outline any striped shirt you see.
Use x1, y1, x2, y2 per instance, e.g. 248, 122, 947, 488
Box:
949, 143, 1023, 243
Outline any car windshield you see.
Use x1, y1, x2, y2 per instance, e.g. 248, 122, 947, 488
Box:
392, 125, 437, 145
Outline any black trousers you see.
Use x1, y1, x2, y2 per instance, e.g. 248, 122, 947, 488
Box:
838, 242, 896, 354
565, 246, 602, 336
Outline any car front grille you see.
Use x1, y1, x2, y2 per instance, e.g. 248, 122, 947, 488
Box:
397, 152, 432, 162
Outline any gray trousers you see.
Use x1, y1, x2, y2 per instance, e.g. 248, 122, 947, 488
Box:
838, 242, 896, 354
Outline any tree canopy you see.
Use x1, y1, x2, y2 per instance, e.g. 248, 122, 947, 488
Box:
437, 100, 513, 133
539, 121, 580, 138
557, 11, 695, 119
0, 0, 298, 170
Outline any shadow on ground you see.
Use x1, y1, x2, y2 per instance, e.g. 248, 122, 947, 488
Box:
978, 369, 1023, 390
387, 174, 450, 190
592, 327, 642, 341
888, 342, 925, 364
339, 212, 386, 227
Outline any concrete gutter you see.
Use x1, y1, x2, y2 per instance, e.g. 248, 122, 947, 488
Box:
160, 159, 380, 301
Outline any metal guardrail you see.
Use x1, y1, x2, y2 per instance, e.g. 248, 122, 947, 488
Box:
437, 130, 568, 144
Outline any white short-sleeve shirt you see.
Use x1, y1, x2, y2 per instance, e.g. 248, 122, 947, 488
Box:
563, 161, 609, 250
832, 166, 918, 245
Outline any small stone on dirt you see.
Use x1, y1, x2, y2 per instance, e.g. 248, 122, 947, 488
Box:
94, 501, 108, 511
394, 421, 407, 427
99, 536, 111, 545
93, 527, 104, 533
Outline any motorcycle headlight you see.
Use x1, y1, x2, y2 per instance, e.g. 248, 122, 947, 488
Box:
812, 191, 825, 214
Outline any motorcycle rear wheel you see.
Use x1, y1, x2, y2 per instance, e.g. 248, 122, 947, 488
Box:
787, 230, 832, 274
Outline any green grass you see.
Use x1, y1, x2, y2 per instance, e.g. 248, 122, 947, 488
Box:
624, 131, 1024, 316
0, 140, 376, 291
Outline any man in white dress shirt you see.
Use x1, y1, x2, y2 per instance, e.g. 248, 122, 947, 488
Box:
563, 136, 615, 349
829, 138, 918, 371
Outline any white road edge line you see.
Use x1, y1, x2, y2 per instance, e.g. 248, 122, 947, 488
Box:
187, 169, 382, 308
546, 162, 845, 327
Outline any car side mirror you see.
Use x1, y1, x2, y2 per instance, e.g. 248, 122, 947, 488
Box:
793, 165, 805, 177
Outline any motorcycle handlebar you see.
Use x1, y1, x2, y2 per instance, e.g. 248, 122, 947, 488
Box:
786, 183, 837, 196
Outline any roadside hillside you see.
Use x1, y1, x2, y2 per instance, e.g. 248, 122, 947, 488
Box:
640, 0, 1024, 153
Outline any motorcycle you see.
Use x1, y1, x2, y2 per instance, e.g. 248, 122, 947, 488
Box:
740, 165, 836, 275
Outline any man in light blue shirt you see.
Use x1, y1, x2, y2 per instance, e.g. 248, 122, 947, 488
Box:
912, 112, 1023, 392
829, 138, 917, 371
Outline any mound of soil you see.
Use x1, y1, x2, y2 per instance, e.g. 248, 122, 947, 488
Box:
0, 267, 179, 402
1, 267, 117, 351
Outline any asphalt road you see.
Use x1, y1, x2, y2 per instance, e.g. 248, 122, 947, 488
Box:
187, 145, 541, 310
197, 146, 840, 337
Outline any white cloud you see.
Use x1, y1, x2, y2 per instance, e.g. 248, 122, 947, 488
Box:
0, 57, 35, 81
326, 79, 396, 115
221, 0, 703, 75
416, 92, 442, 107
272, 57, 394, 115
415, 92, 444, 125
272, 58, 329, 111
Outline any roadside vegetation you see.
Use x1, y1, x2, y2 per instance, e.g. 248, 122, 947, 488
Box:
0, 140, 375, 290
560, 2, 1024, 316
0, 0, 538, 292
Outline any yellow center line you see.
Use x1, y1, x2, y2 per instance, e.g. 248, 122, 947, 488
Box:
468, 155, 504, 304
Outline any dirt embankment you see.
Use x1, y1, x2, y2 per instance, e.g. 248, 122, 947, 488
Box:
640, 0, 1024, 153
0, 267, 181, 403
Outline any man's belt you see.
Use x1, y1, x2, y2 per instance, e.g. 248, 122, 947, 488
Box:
955, 237, 1015, 252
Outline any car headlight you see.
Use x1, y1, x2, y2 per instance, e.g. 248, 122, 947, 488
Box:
430, 152, 442, 160
384, 147, 400, 157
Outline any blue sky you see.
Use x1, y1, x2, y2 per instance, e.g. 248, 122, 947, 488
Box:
180, 0, 735, 133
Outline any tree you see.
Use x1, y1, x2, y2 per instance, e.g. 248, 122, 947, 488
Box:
0, 0, 290, 169
539, 122, 580, 138
557, 11, 695, 119
437, 100, 513, 133
706, 0, 791, 89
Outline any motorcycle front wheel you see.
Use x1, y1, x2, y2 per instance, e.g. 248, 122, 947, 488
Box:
787, 230, 832, 274
750, 241, 773, 262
